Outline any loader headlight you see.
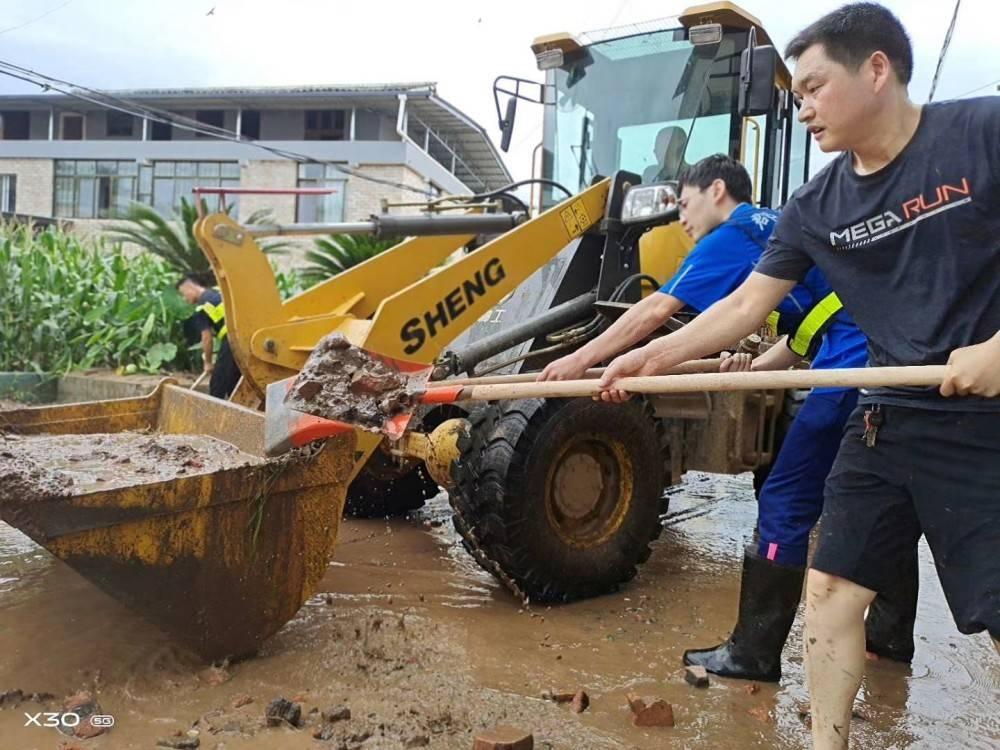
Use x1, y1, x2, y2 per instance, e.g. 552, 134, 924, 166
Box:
620, 183, 679, 225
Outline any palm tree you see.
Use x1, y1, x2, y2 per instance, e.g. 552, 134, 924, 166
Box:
300, 234, 400, 287
112, 197, 287, 278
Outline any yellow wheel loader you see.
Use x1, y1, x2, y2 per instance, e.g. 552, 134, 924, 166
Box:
0, 2, 814, 658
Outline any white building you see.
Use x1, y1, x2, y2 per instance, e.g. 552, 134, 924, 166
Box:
0, 82, 511, 229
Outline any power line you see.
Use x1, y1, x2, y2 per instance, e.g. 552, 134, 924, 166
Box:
927, 0, 962, 103
951, 76, 1000, 99
0, 0, 77, 37
0, 58, 440, 196
606, 0, 632, 28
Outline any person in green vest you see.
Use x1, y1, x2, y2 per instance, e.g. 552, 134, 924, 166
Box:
176, 273, 241, 399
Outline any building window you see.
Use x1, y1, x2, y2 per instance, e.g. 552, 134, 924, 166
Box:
195, 110, 225, 137
0, 174, 16, 212
240, 110, 260, 140
0, 111, 30, 140
297, 163, 346, 222
54, 160, 138, 218
151, 119, 172, 140
106, 111, 135, 137
152, 161, 240, 215
60, 113, 84, 140
304, 110, 347, 141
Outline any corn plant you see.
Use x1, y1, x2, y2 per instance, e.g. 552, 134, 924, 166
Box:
0, 222, 195, 374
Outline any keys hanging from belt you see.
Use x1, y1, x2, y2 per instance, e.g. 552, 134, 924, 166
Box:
863, 404, 883, 448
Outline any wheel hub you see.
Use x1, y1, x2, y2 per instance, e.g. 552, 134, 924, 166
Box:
546, 435, 632, 548
553, 452, 605, 519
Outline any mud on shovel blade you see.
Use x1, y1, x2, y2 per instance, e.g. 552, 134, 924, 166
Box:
264, 376, 354, 456
265, 333, 434, 455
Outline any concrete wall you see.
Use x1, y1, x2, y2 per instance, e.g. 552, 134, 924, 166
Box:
238, 160, 297, 223
354, 109, 380, 140
29, 111, 49, 140
344, 164, 429, 220
260, 110, 303, 140
84, 111, 103, 140
0, 158, 54, 215
378, 114, 401, 141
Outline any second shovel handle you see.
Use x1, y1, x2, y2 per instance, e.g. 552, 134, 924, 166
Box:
445, 365, 948, 402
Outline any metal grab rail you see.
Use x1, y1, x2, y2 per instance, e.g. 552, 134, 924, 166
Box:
191, 186, 339, 218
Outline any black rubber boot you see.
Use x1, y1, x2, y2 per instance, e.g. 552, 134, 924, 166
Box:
683, 548, 805, 682
865, 544, 919, 663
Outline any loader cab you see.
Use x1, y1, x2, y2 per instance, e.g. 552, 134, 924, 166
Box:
535, 3, 810, 208
530, 3, 810, 280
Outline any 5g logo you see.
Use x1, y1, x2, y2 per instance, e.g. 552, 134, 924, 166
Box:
23, 712, 115, 729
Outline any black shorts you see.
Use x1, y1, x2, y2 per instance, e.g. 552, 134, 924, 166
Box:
813, 404, 1000, 638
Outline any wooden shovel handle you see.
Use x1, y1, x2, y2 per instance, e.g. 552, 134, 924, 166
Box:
426, 357, 726, 388
432, 365, 948, 403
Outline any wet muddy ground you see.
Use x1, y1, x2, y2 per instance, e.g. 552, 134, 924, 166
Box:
0, 472, 997, 749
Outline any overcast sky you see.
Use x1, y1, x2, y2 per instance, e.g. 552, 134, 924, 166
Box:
1, 0, 997, 184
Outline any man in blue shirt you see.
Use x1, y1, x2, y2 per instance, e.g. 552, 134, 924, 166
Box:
541, 154, 916, 681
540, 155, 812, 381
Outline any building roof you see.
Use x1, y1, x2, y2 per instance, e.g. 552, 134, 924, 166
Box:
88, 82, 440, 100
0, 82, 512, 191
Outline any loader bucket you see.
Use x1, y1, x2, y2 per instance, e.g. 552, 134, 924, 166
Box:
0, 380, 358, 660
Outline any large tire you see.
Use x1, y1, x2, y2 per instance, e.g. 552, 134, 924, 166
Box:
449, 397, 668, 602
344, 405, 465, 518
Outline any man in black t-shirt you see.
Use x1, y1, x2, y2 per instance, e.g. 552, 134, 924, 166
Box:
176, 273, 241, 399
596, 4, 999, 749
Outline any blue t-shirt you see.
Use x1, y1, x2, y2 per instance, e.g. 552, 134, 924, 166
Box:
659, 204, 867, 386
660, 204, 810, 317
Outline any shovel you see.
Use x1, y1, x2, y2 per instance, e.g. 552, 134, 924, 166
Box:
263, 339, 948, 456
189, 370, 210, 391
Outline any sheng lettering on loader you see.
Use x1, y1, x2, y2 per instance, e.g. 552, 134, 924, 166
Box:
400, 257, 507, 354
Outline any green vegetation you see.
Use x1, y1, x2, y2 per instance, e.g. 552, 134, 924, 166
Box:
300, 234, 400, 286
111, 197, 289, 277
0, 222, 194, 373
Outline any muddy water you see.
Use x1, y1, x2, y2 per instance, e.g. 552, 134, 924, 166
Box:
0, 472, 997, 749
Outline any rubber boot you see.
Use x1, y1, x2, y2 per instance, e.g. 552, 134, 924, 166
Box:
683, 548, 805, 682
865, 544, 919, 663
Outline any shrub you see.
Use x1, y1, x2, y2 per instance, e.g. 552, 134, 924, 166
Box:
300, 234, 400, 287
111, 197, 291, 277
